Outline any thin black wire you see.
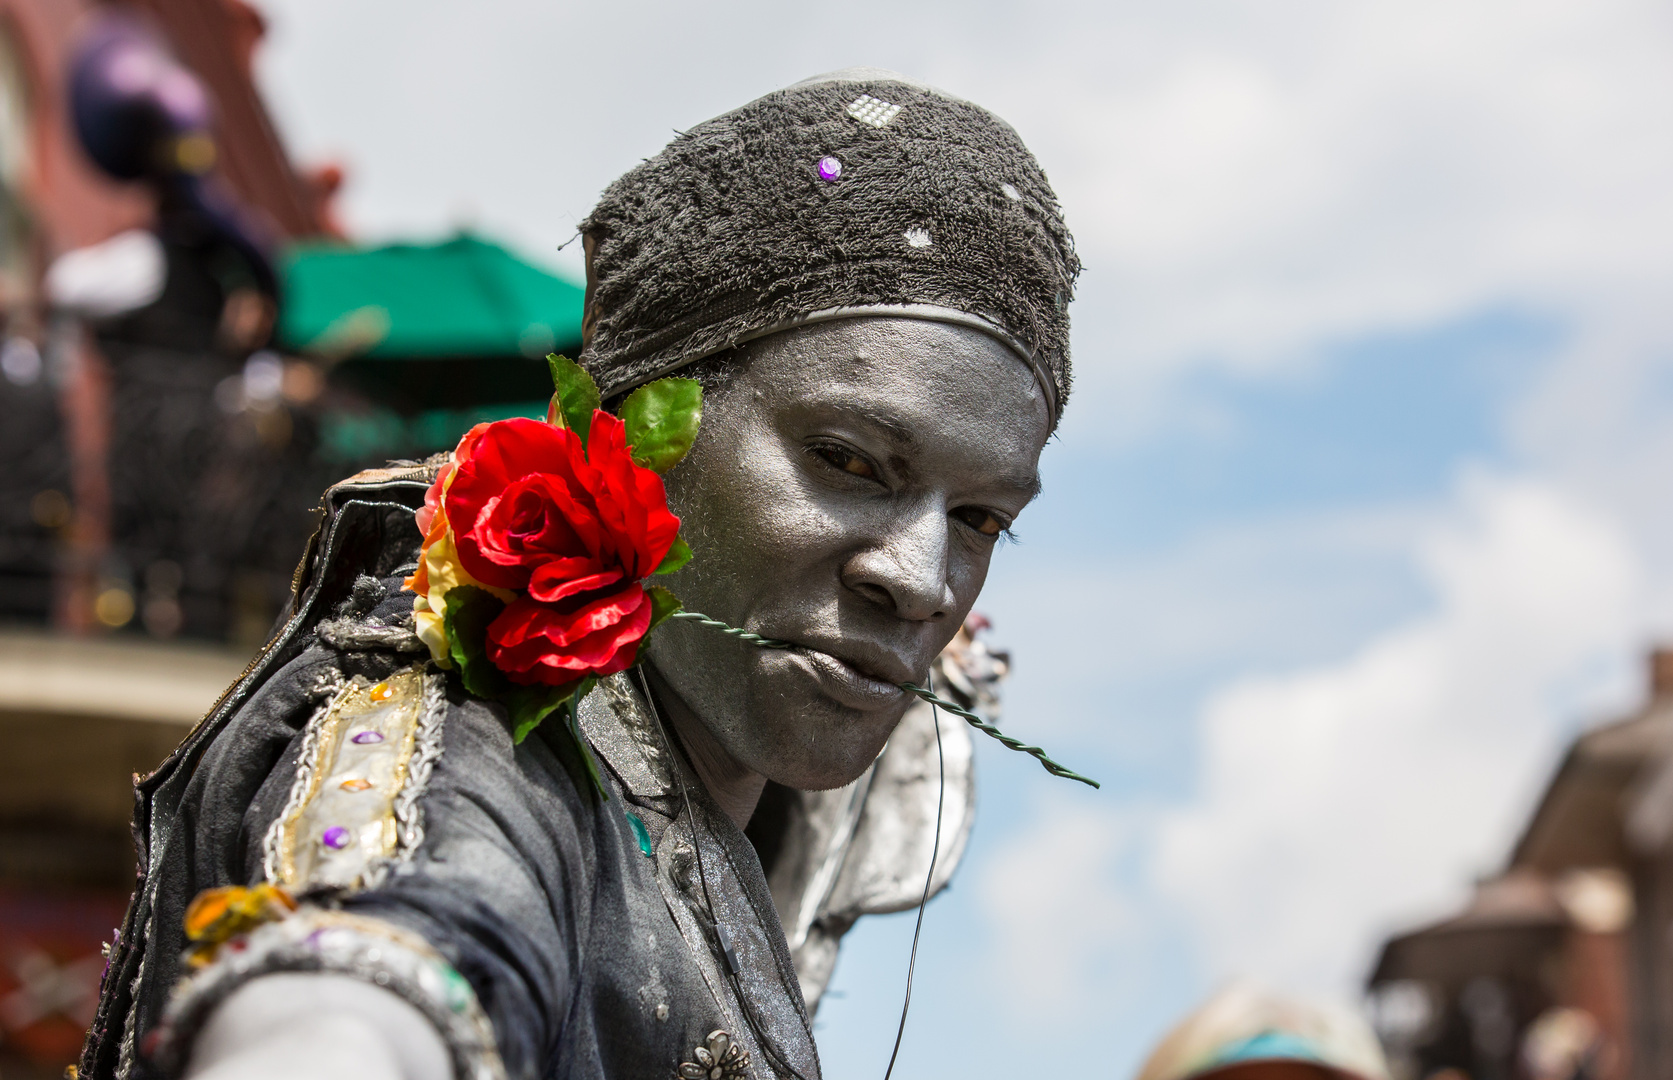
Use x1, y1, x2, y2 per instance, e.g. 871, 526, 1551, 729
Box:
633, 665, 813, 1080
882, 670, 946, 1080
635, 647, 957, 1078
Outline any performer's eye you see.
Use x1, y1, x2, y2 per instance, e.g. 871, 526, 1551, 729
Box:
952, 506, 1007, 538
810, 443, 877, 480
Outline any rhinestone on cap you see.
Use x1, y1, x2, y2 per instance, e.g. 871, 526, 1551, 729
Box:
904, 227, 932, 249
816, 155, 842, 181
846, 94, 902, 128
350, 730, 383, 744
321, 826, 350, 849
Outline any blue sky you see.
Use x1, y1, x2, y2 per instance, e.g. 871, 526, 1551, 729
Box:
253, 2, 1673, 1075
1081, 308, 1557, 541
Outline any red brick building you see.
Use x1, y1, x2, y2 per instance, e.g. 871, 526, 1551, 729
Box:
0, 0, 332, 279
1370, 652, 1673, 1080
0, 4, 329, 1075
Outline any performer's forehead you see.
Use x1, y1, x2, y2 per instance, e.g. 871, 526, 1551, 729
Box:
713, 316, 1052, 470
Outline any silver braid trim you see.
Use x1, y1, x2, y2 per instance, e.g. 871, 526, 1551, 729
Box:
386, 672, 447, 875
316, 616, 427, 653
261, 673, 346, 885
113, 909, 154, 1080
157, 908, 506, 1080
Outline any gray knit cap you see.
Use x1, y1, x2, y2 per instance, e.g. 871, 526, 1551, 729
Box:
577, 68, 1080, 426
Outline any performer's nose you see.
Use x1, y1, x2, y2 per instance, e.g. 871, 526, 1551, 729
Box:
841, 499, 954, 622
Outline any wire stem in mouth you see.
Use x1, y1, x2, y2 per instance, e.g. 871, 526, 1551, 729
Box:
673, 611, 1100, 790
668, 610, 794, 649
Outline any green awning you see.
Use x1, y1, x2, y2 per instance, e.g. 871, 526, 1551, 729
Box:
278, 233, 585, 361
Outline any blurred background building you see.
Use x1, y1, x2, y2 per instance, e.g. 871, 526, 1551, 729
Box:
1135, 652, 1673, 1080
0, 1, 581, 1074
1366, 651, 1673, 1080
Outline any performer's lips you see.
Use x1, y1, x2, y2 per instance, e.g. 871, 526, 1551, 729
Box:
787, 641, 911, 708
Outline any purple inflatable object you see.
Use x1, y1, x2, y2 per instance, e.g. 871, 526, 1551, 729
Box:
68, 14, 212, 181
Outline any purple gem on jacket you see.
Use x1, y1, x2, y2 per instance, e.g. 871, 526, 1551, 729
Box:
321, 826, 350, 849
816, 155, 842, 181
351, 730, 383, 744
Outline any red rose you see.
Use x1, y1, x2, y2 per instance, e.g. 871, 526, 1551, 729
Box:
443, 414, 681, 686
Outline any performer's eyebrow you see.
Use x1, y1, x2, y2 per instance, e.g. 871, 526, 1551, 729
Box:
825, 403, 920, 451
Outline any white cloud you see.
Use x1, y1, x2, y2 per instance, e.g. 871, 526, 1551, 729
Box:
989, 501, 1433, 690
257, 0, 1673, 368
980, 796, 1142, 1013
1149, 474, 1640, 995
937, 0, 1673, 438
977, 474, 1643, 1029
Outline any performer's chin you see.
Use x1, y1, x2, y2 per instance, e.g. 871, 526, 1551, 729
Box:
748, 656, 909, 791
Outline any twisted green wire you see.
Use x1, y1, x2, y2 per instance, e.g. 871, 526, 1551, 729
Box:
669, 611, 794, 650
898, 682, 1100, 789
670, 610, 1100, 790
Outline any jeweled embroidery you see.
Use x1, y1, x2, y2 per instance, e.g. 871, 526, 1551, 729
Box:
261, 666, 441, 889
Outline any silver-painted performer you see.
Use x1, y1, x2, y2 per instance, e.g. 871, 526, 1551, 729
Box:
80, 68, 1079, 1080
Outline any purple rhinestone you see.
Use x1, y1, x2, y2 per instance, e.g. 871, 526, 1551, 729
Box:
351, 730, 383, 744
321, 826, 350, 849
816, 155, 842, 182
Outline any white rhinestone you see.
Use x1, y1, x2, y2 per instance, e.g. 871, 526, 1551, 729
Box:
904, 227, 932, 249
1002, 183, 1022, 201
847, 94, 903, 128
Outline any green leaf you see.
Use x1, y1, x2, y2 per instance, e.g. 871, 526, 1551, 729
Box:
546, 354, 601, 449
653, 536, 692, 576
508, 684, 571, 743
508, 676, 596, 742
509, 676, 606, 801
569, 676, 599, 717
566, 677, 605, 796
620, 378, 702, 472
634, 585, 684, 665
443, 586, 510, 701
645, 584, 684, 632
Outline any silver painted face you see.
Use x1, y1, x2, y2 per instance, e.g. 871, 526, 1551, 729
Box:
643, 317, 1051, 791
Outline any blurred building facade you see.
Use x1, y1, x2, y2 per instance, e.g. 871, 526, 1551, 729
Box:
0, 3, 579, 1075
0, 0, 338, 641
0, 0, 583, 645
0, 2, 332, 1074
1369, 651, 1673, 1080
